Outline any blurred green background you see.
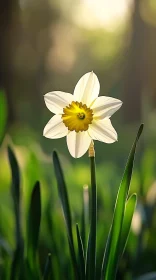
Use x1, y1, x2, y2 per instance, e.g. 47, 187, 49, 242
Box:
0, 0, 156, 279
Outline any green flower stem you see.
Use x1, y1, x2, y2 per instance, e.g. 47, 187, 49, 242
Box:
90, 156, 97, 278
86, 142, 97, 280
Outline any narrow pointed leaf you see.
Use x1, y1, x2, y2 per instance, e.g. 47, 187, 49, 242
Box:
26, 181, 41, 279
8, 146, 21, 244
76, 224, 85, 280
119, 193, 137, 258
8, 146, 24, 280
53, 151, 79, 280
42, 253, 52, 280
101, 124, 143, 280
10, 246, 24, 280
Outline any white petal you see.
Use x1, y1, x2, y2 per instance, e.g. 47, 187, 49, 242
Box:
91, 96, 122, 119
88, 118, 117, 143
67, 131, 91, 158
73, 72, 100, 106
44, 91, 74, 114
43, 115, 68, 139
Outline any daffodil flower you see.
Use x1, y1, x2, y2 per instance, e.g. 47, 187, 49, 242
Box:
43, 72, 122, 158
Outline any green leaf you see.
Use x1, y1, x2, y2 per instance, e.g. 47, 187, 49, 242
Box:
76, 224, 85, 280
0, 90, 7, 145
8, 146, 21, 243
86, 156, 97, 280
119, 193, 137, 258
10, 246, 24, 280
101, 124, 143, 280
8, 146, 24, 280
53, 151, 79, 280
134, 272, 156, 280
26, 181, 41, 279
42, 253, 52, 280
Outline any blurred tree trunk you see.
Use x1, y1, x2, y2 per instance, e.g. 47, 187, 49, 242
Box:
0, 0, 20, 124
123, 0, 146, 123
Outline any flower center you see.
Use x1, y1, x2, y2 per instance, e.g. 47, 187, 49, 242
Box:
62, 101, 93, 132
77, 112, 85, 119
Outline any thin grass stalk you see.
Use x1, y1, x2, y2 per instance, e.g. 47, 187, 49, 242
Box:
81, 185, 89, 252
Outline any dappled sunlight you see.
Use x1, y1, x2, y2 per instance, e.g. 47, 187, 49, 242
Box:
74, 0, 133, 31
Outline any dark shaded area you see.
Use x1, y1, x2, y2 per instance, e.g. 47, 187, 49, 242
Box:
0, 0, 20, 123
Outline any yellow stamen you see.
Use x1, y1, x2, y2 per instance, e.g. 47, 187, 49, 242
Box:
62, 101, 93, 132
77, 112, 85, 120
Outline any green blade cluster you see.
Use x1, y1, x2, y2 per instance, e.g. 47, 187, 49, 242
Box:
5, 125, 143, 279
52, 125, 143, 280
101, 124, 143, 280
7, 147, 42, 280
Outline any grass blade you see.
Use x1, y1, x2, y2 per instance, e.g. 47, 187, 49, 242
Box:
81, 185, 89, 253
101, 124, 143, 280
86, 155, 97, 280
26, 181, 41, 279
8, 146, 21, 246
76, 224, 85, 280
53, 151, 79, 280
119, 193, 137, 258
8, 146, 24, 280
42, 253, 52, 280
